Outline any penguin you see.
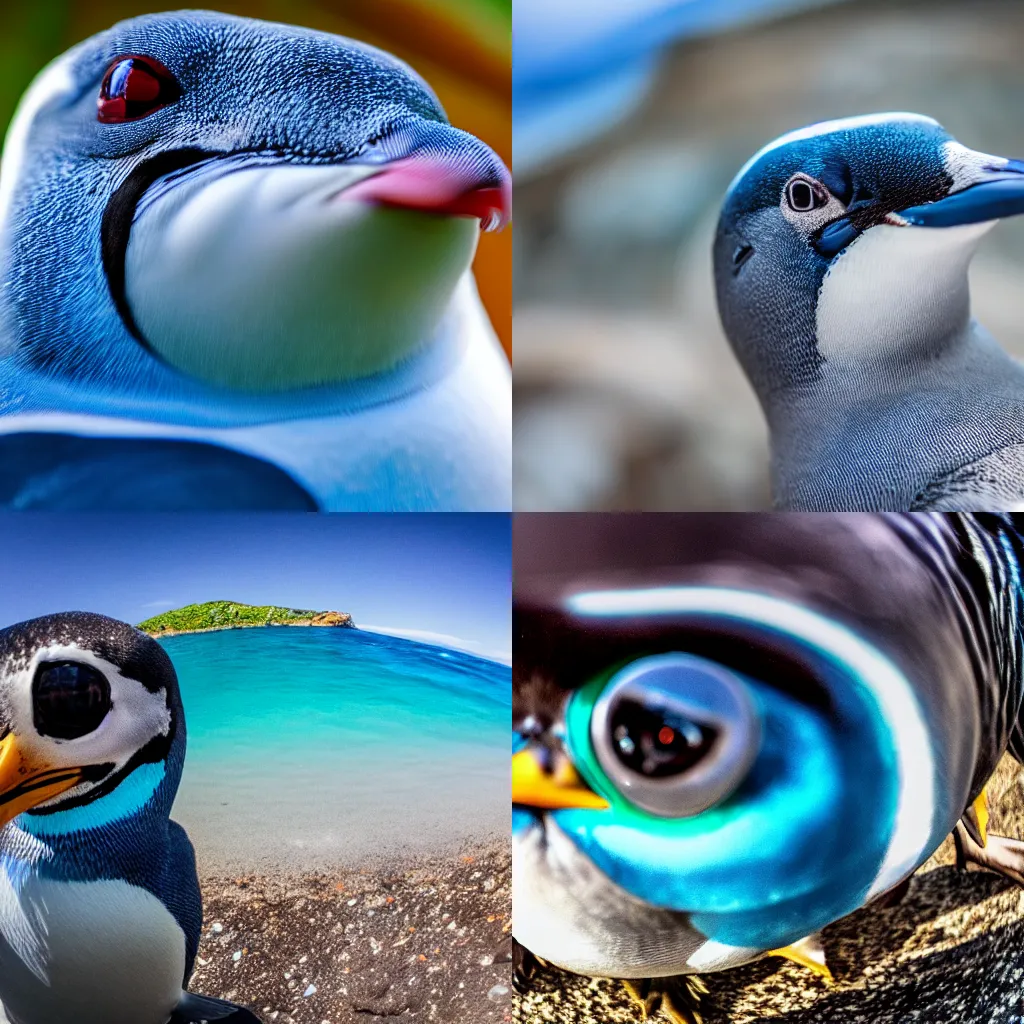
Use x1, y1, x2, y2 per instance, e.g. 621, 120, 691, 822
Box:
0, 11, 511, 511
714, 112, 1024, 512
0, 611, 260, 1024
512, 512, 1024, 1022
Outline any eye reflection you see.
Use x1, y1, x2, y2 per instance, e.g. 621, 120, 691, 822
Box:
609, 698, 718, 778
33, 661, 111, 740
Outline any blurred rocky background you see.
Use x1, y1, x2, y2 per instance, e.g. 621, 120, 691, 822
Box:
514, 0, 1024, 510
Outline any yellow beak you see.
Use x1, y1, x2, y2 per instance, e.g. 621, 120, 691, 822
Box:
0, 733, 87, 829
512, 748, 610, 811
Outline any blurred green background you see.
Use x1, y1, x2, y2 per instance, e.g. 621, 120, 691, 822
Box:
0, 0, 511, 358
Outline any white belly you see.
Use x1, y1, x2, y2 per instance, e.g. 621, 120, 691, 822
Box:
513, 820, 757, 978
0, 873, 185, 1024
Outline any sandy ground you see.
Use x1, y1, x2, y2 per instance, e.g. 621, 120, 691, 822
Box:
514, 757, 1024, 1024
190, 842, 512, 1024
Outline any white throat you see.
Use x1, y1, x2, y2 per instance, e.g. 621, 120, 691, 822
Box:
125, 161, 479, 392
815, 221, 992, 370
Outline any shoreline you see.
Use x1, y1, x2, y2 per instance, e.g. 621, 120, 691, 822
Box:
192, 841, 511, 1024
146, 620, 357, 639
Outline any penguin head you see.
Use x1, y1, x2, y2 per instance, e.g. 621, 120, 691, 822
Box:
0, 612, 182, 834
0, 11, 511, 394
514, 514, 971, 962
714, 113, 1024, 398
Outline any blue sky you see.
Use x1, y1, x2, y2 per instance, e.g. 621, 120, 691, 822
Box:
0, 514, 511, 663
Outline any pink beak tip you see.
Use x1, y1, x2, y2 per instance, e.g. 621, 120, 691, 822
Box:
343, 156, 512, 232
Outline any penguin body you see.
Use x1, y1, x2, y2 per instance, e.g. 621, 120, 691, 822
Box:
0, 612, 256, 1024
714, 113, 1024, 511
0, 282, 508, 510
0, 11, 511, 511
513, 513, 1024, 983
0, 870, 188, 1024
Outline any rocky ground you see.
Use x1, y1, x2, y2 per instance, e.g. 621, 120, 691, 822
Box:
514, 758, 1024, 1023
190, 843, 512, 1024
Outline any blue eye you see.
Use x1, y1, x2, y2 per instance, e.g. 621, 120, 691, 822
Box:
586, 654, 761, 818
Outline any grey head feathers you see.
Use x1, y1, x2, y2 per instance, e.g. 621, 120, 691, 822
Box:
715, 113, 1024, 510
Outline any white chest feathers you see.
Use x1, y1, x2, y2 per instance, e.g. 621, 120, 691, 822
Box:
815, 220, 991, 365
0, 872, 185, 1024
513, 820, 755, 978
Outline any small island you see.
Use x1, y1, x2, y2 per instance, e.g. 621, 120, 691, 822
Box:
138, 601, 355, 637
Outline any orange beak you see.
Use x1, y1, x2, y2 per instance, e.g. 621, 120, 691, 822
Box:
512, 748, 610, 812
0, 733, 87, 829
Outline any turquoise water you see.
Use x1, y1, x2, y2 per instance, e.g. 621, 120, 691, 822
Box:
161, 627, 510, 870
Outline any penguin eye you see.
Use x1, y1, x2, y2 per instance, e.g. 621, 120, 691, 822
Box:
785, 175, 829, 213
98, 56, 181, 124
610, 700, 718, 777
33, 662, 111, 740
588, 654, 760, 818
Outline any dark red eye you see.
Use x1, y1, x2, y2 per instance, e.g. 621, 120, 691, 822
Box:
98, 56, 181, 124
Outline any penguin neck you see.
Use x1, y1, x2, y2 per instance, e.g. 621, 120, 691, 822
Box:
8, 733, 183, 875
19, 761, 169, 842
2, 271, 486, 429
763, 223, 1016, 433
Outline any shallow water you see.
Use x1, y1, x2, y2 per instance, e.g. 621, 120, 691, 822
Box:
162, 627, 510, 871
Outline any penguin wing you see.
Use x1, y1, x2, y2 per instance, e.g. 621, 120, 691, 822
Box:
171, 992, 263, 1023
161, 821, 204, 983
0, 433, 318, 510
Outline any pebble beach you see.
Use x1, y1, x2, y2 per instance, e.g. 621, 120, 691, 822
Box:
192, 842, 512, 1024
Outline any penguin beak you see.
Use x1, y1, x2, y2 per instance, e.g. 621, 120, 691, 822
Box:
898, 157, 1024, 227
0, 733, 86, 829
512, 748, 610, 811
342, 153, 512, 233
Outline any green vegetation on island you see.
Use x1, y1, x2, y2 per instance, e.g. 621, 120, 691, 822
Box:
137, 601, 355, 636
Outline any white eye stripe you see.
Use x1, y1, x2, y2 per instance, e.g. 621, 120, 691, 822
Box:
942, 141, 1008, 190
2, 644, 171, 806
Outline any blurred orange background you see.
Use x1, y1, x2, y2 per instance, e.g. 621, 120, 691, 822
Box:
0, 0, 511, 359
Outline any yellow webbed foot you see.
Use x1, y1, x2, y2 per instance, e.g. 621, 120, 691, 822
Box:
622, 979, 656, 1019
954, 783, 1024, 885
973, 788, 990, 847
620, 978, 705, 1024
769, 932, 834, 984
